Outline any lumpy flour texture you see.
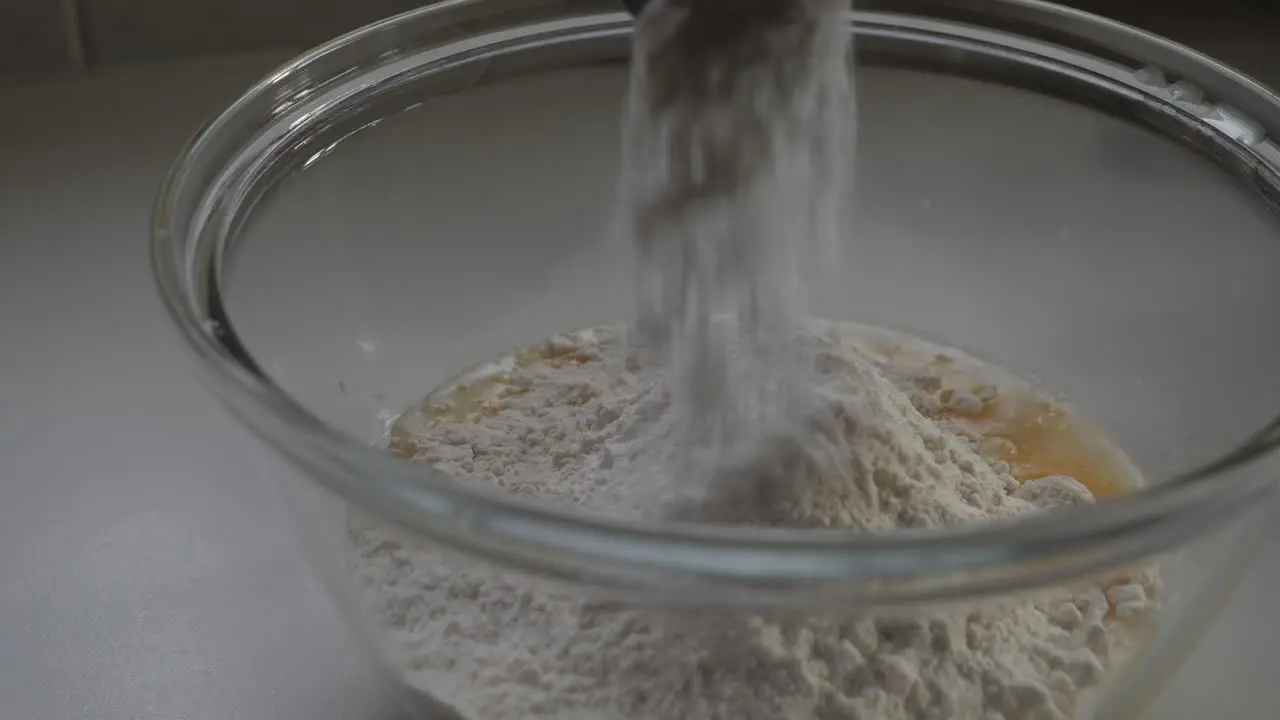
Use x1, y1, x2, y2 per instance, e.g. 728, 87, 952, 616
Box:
350, 322, 1159, 720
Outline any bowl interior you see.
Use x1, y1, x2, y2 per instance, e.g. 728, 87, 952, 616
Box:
219, 31, 1280, 486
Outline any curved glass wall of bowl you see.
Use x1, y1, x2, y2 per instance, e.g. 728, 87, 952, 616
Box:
151, 2, 1280, 719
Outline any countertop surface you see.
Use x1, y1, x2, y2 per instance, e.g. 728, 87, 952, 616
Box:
2, 30, 1280, 720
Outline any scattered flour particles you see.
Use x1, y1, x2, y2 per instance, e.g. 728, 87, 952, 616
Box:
350, 321, 1160, 720
349, 0, 1160, 718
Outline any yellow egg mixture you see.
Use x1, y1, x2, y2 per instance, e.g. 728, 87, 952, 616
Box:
393, 320, 1144, 504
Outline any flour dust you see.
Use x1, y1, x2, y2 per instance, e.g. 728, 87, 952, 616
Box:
347, 1, 1160, 718
621, 0, 852, 489
354, 323, 1158, 720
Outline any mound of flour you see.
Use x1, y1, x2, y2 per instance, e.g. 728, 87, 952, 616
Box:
350, 324, 1157, 720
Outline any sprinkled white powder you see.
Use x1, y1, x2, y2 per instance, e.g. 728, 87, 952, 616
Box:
350, 322, 1158, 720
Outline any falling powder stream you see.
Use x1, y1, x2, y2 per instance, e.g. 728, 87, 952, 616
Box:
348, 3, 1163, 717
620, 0, 854, 493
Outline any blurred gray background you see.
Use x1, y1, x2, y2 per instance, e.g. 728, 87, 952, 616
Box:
2, 2, 1278, 720
1, 1, 1277, 83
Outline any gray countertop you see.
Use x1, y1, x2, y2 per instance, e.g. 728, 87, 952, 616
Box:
2, 37, 1279, 720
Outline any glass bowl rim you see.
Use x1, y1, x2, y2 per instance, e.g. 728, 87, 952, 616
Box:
152, 0, 1280, 603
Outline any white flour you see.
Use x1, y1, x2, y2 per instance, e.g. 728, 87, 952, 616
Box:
351, 1, 1158, 717
622, 0, 852, 467
351, 323, 1158, 720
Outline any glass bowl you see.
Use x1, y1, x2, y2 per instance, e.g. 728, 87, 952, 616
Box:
152, 0, 1280, 718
